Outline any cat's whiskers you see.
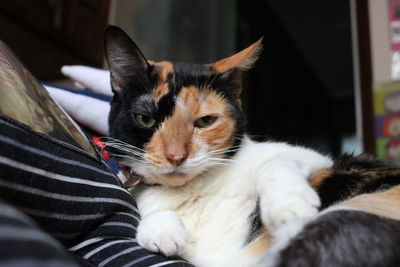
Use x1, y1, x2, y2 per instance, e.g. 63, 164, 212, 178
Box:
102, 139, 145, 155
102, 137, 146, 152
102, 138, 238, 179
119, 157, 150, 174
106, 147, 146, 160
113, 154, 148, 166
102, 139, 156, 165
104, 144, 144, 156
207, 159, 233, 166
208, 146, 240, 158
198, 166, 222, 178
208, 149, 238, 156
188, 156, 234, 173
211, 144, 241, 151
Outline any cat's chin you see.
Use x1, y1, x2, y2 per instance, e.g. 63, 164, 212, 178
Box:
164, 171, 187, 178
120, 164, 197, 187
155, 172, 195, 187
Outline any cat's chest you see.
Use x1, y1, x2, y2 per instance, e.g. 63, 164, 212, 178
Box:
147, 164, 256, 209
135, 163, 259, 241
168, 172, 258, 258
175, 179, 256, 234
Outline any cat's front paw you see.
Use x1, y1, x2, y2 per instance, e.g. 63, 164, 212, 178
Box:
137, 210, 188, 256
263, 186, 320, 232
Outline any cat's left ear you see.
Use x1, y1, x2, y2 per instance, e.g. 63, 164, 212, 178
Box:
105, 25, 150, 93
211, 37, 263, 73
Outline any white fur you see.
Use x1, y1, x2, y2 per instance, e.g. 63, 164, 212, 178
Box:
136, 210, 188, 256
132, 136, 333, 267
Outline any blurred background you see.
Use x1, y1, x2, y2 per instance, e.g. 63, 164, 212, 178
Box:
0, 0, 393, 159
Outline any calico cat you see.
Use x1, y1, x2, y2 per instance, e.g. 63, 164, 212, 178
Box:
104, 25, 400, 267
104, 26, 332, 266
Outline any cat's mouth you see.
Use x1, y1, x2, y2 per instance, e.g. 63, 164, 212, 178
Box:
119, 165, 188, 187
119, 165, 145, 187
164, 171, 187, 177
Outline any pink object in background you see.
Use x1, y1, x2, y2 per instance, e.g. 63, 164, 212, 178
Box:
388, 0, 400, 51
388, 0, 400, 79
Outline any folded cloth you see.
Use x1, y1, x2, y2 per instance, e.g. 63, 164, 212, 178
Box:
44, 65, 116, 135
61, 65, 112, 96
45, 84, 110, 136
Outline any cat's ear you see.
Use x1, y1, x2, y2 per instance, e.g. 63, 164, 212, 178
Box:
105, 25, 149, 93
212, 38, 263, 102
211, 38, 263, 73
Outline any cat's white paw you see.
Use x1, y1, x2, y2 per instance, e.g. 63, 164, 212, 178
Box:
136, 210, 188, 256
263, 187, 320, 232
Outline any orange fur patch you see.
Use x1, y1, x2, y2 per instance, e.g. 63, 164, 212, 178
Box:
144, 131, 166, 168
149, 60, 174, 80
246, 227, 272, 255
153, 82, 169, 102
149, 60, 174, 101
212, 38, 263, 73
333, 185, 400, 221
309, 169, 332, 189
160, 111, 194, 161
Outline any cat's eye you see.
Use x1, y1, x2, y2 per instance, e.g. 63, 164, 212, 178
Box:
195, 116, 217, 128
135, 114, 156, 128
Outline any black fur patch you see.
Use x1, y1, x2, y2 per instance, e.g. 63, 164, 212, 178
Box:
247, 200, 262, 244
273, 210, 400, 267
316, 154, 400, 209
108, 71, 160, 153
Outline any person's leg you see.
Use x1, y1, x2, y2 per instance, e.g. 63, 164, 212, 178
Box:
0, 199, 78, 267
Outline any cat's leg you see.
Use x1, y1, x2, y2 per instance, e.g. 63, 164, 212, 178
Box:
136, 210, 189, 256
255, 160, 322, 232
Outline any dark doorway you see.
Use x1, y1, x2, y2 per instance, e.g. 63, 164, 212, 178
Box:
237, 0, 355, 156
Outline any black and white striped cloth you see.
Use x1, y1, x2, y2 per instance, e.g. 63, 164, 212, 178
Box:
0, 116, 192, 267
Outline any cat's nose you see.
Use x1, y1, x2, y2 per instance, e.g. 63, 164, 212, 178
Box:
166, 152, 188, 167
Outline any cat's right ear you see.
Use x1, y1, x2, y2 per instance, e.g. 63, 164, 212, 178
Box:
105, 25, 149, 93
211, 38, 263, 73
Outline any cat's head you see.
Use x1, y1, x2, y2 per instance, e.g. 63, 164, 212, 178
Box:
105, 26, 262, 187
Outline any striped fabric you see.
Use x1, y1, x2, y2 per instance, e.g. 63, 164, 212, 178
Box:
0, 199, 77, 267
0, 116, 192, 266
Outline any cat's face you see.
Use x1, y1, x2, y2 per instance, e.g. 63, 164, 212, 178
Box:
105, 26, 262, 187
